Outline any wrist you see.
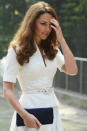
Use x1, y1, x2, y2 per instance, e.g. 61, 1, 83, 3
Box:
59, 37, 66, 45
19, 109, 29, 119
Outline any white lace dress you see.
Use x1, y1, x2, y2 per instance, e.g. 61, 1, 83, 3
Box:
3, 42, 65, 131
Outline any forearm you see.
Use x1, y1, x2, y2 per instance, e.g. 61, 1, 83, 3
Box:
3, 88, 28, 119
50, 18, 78, 75
59, 38, 78, 74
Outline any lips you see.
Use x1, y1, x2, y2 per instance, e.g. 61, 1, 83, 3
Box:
42, 33, 48, 36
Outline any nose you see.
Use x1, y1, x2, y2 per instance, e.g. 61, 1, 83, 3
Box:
46, 25, 52, 33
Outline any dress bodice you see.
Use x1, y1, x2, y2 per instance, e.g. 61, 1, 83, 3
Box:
3, 41, 65, 108
17, 43, 58, 91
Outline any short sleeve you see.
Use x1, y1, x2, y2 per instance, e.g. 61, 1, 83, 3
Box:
3, 48, 19, 83
56, 48, 65, 71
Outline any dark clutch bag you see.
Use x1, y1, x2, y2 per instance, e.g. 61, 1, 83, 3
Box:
16, 107, 54, 126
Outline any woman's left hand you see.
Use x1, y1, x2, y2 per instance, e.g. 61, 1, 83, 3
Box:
50, 18, 64, 43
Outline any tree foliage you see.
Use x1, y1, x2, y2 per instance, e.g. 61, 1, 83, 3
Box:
58, 0, 87, 57
0, 0, 87, 58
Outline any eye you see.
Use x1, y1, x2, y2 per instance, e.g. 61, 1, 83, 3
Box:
40, 22, 46, 25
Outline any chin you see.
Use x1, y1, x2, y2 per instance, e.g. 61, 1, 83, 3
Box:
42, 36, 48, 40
41, 38, 46, 40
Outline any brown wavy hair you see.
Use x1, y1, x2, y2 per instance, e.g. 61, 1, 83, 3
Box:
8, 1, 59, 66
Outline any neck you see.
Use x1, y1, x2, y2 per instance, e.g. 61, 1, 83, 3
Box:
34, 36, 41, 46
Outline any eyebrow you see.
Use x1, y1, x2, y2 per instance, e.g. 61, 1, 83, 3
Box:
40, 20, 50, 23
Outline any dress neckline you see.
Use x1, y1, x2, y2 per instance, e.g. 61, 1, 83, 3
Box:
34, 40, 47, 67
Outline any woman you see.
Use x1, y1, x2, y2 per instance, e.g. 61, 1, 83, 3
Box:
3, 1, 78, 131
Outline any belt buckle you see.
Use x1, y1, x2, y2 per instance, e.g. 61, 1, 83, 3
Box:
41, 88, 52, 95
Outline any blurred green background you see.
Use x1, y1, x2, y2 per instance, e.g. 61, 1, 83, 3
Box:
0, 0, 87, 58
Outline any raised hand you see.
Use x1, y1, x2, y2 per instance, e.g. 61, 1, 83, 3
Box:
50, 18, 64, 43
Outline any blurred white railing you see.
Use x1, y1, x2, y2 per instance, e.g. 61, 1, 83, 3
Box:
54, 57, 87, 95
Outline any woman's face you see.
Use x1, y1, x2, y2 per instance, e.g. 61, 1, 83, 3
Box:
34, 13, 53, 41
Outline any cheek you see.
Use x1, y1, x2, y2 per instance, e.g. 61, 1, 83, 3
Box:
35, 24, 44, 33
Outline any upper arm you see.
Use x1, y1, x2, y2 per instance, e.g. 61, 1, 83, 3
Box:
3, 81, 14, 97
3, 81, 14, 90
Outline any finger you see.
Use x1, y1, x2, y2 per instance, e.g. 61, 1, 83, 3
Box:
35, 122, 40, 129
51, 19, 60, 28
51, 22, 57, 28
51, 18, 59, 24
35, 119, 42, 129
51, 25, 56, 30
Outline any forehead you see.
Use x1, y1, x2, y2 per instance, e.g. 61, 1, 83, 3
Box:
36, 13, 53, 22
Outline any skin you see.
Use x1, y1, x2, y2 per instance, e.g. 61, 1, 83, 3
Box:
34, 13, 52, 45
34, 13, 78, 75
3, 13, 78, 129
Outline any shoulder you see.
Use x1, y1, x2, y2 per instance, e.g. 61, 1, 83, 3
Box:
8, 47, 16, 55
7, 46, 19, 61
6, 47, 19, 66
